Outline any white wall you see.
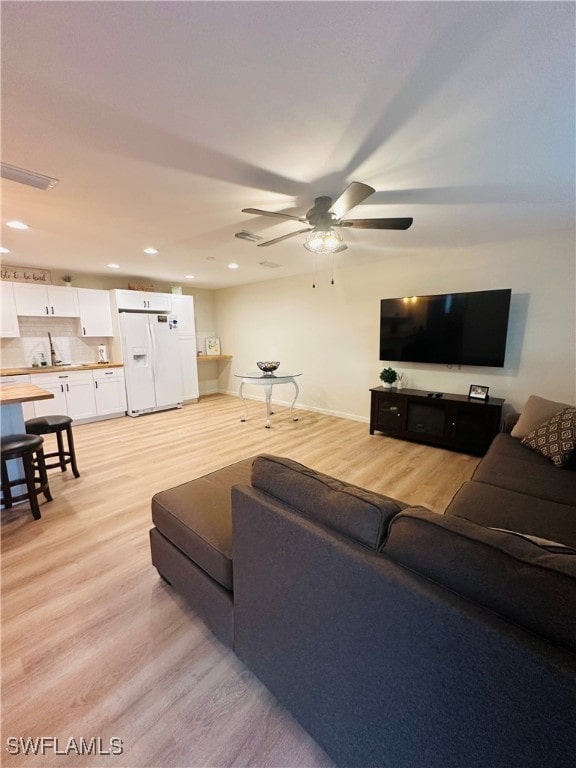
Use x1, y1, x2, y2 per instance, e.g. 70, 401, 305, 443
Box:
214, 229, 575, 417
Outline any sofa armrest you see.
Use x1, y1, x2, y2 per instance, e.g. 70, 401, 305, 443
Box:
503, 411, 520, 433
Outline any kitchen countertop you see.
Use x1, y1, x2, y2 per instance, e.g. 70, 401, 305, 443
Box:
1, 363, 124, 376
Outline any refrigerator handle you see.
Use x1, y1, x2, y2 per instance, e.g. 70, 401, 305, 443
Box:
148, 319, 157, 379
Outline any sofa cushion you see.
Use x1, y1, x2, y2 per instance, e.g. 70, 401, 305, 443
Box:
151, 458, 254, 591
472, 433, 576, 507
251, 454, 406, 550
445, 480, 576, 547
521, 407, 576, 468
510, 394, 570, 438
383, 507, 576, 653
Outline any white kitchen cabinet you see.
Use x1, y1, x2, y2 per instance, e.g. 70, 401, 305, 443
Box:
14, 283, 79, 317
93, 368, 127, 416
179, 338, 199, 401
170, 294, 196, 336
30, 371, 96, 420
171, 295, 199, 400
77, 288, 114, 337
112, 289, 172, 312
29, 374, 68, 416
1, 282, 20, 337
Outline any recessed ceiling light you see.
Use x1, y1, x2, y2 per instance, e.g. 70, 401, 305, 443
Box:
107, 263, 120, 269
0, 246, 10, 254
143, 247, 159, 255
6, 220, 29, 230
228, 263, 239, 269
185, 274, 195, 279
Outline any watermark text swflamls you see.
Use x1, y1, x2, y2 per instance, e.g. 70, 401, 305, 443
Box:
6, 736, 124, 756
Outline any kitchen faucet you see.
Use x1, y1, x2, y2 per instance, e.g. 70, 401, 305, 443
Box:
47, 332, 58, 367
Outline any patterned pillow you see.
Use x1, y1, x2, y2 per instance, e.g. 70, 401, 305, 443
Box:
521, 407, 576, 467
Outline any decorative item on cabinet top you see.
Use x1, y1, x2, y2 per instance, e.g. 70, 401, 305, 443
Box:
1, 266, 52, 284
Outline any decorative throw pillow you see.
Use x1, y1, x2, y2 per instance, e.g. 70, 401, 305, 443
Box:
510, 394, 570, 438
521, 407, 576, 467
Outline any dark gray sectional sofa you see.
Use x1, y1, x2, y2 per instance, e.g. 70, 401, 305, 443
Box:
150, 402, 576, 768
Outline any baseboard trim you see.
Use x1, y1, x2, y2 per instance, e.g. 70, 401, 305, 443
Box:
217, 388, 369, 424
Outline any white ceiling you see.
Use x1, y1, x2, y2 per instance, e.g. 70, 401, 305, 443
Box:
1, 1, 574, 289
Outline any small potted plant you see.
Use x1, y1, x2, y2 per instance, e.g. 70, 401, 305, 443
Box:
379, 366, 398, 389
62, 274, 73, 287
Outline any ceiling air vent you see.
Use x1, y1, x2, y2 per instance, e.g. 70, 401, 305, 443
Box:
1, 162, 59, 191
235, 230, 262, 242
258, 260, 282, 269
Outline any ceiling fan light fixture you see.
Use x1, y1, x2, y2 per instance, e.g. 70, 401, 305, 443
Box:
304, 228, 344, 254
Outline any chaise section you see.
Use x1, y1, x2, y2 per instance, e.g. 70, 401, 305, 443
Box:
150, 457, 253, 645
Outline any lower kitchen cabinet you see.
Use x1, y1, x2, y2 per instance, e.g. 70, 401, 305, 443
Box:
93, 367, 127, 415
31, 371, 97, 420
29, 368, 126, 422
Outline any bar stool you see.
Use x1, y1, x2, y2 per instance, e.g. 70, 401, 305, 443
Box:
1, 434, 53, 519
25, 415, 80, 478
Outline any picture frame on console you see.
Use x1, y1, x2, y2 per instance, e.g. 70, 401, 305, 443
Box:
469, 384, 490, 401
206, 337, 221, 356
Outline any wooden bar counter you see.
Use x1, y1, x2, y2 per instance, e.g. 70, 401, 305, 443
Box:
1, 384, 55, 440
1, 384, 55, 499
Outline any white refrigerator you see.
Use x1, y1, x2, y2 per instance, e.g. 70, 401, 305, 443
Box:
119, 311, 184, 416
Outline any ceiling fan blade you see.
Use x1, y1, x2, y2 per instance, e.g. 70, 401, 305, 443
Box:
242, 207, 306, 222
257, 228, 312, 247
329, 182, 375, 220
340, 217, 413, 230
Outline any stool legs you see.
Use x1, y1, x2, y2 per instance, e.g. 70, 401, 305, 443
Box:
22, 451, 41, 519
1, 458, 13, 509
0, 446, 51, 520
66, 424, 80, 478
56, 429, 67, 472
38, 425, 80, 478
37, 447, 53, 502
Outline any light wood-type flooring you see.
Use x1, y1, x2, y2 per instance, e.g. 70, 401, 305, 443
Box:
1, 395, 480, 768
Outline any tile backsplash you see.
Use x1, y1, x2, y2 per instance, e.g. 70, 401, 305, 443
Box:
1, 317, 108, 368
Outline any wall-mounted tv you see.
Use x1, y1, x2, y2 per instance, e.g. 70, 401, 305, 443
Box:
379, 289, 512, 367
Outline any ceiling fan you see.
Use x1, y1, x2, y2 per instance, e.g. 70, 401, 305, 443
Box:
241, 181, 413, 253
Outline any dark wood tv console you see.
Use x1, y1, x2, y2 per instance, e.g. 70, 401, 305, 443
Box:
369, 387, 504, 455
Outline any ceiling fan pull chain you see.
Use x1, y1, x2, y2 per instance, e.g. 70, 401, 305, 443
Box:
331, 254, 335, 285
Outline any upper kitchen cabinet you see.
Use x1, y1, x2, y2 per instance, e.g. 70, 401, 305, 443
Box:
170, 294, 196, 336
112, 289, 172, 312
14, 282, 79, 317
77, 288, 114, 336
1, 282, 20, 337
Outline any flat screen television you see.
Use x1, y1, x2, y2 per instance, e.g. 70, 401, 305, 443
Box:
379, 289, 512, 367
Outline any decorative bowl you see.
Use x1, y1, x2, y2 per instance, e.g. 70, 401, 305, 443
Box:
257, 361, 280, 374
